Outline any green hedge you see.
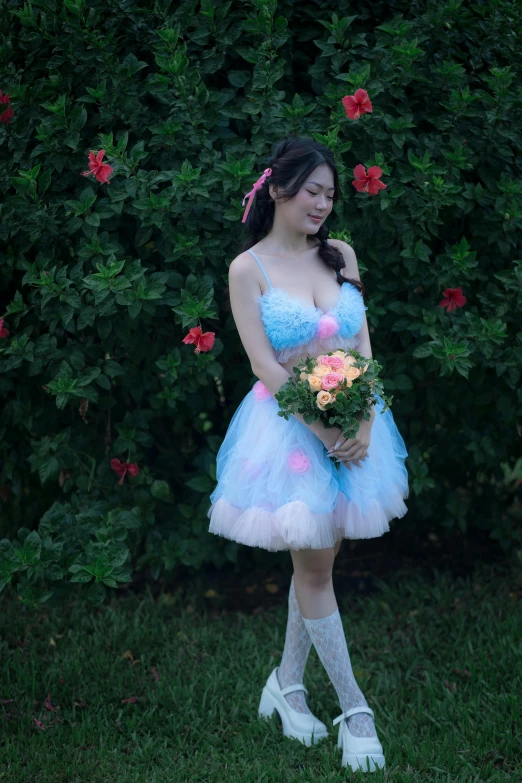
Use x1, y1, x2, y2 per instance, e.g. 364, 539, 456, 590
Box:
0, 0, 520, 607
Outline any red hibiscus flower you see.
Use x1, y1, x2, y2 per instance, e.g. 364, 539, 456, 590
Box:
0, 91, 13, 124
182, 326, 215, 354
81, 150, 114, 184
342, 89, 373, 120
0, 318, 9, 338
111, 458, 140, 486
438, 287, 467, 312
352, 164, 386, 195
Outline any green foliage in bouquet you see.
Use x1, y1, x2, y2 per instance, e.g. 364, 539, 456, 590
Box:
274, 351, 392, 442
0, 0, 521, 605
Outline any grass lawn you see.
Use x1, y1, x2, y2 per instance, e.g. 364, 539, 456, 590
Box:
1, 560, 521, 782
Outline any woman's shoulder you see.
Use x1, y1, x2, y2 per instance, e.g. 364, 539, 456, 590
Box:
327, 237, 353, 255
228, 249, 265, 298
327, 239, 359, 279
229, 248, 256, 275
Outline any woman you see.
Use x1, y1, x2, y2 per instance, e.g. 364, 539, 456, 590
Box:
207, 137, 409, 773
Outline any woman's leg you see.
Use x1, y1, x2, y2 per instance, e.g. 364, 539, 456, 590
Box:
276, 540, 343, 713
276, 574, 313, 713
291, 543, 378, 739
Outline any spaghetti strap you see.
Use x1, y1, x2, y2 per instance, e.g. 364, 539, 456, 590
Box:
246, 248, 273, 290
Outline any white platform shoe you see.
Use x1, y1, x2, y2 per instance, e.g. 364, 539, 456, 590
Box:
258, 667, 329, 747
333, 706, 386, 772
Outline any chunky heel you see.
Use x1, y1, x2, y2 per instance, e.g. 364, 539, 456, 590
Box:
258, 667, 329, 746
258, 686, 277, 719
333, 706, 386, 773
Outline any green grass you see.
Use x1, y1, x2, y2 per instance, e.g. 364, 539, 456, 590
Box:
1, 561, 521, 782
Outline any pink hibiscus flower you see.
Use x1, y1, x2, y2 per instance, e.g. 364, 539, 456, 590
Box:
181, 326, 216, 353
438, 287, 467, 312
342, 89, 373, 120
81, 150, 114, 184
352, 164, 387, 195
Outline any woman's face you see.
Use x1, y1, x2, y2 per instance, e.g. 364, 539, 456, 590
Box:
270, 163, 335, 233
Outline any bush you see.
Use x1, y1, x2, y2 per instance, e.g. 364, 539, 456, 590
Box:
0, 0, 521, 607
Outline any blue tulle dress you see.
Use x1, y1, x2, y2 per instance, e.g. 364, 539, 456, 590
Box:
207, 247, 409, 552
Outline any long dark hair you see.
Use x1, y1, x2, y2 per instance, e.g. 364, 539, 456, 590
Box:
223, 136, 366, 311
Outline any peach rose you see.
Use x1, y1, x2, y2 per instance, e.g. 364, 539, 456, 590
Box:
343, 355, 357, 367
300, 371, 309, 381
316, 390, 334, 410
312, 364, 330, 377
321, 371, 345, 391
308, 375, 323, 391
343, 365, 361, 381
321, 354, 344, 369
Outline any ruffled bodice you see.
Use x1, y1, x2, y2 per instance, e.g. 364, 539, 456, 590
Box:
257, 281, 366, 362
247, 246, 367, 364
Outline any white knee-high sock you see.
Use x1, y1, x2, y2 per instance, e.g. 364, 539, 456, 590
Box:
276, 575, 313, 714
303, 608, 378, 738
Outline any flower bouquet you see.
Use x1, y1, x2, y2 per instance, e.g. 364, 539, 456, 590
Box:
273, 350, 393, 468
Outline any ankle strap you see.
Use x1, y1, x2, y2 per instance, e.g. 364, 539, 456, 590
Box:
280, 683, 308, 696
332, 706, 374, 726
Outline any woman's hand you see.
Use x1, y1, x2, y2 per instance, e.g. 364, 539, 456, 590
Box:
319, 425, 344, 453
327, 413, 374, 471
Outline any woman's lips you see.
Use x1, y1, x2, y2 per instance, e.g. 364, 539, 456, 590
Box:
308, 215, 322, 222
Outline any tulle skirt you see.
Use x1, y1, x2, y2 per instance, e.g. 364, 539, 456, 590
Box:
207, 382, 409, 552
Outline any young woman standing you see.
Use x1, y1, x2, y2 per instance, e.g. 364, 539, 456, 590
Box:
207, 137, 409, 773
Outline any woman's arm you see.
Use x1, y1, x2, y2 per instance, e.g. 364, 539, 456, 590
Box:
228, 254, 340, 447
332, 240, 375, 423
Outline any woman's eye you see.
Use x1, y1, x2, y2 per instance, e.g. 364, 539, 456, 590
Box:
308, 190, 334, 200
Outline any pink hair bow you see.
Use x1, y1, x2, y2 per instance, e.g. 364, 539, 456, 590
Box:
241, 167, 272, 223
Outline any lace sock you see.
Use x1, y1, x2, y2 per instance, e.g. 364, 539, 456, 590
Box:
302, 608, 377, 738
275, 575, 313, 714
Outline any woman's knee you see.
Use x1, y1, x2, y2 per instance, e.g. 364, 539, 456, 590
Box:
290, 546, 336, 587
